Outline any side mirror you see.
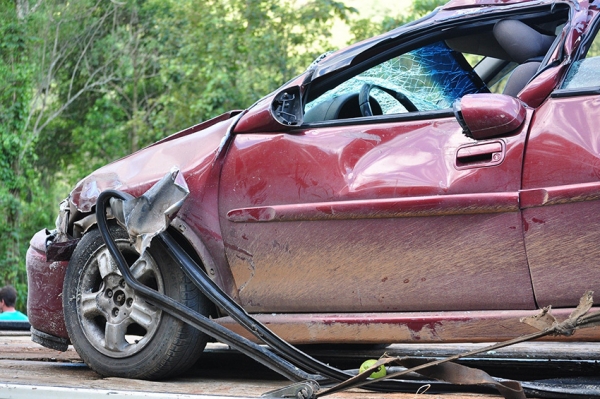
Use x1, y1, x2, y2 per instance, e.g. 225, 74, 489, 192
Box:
453, 94, 526, 140
272, 86, 303, 126
233, 85, 303, 134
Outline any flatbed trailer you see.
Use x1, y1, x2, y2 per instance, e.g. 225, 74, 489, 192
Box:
0, 332, 599, 398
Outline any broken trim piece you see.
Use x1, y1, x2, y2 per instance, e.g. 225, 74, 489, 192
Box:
110, 167, 189, 254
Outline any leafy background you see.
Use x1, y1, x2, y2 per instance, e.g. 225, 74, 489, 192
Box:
0, 0, 443, 312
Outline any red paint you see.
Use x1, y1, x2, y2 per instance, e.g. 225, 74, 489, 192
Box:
522, 90, 600, 308
519, 66, 565, 107
70, 117, 234, 213
318, 315, 472, 326
26, 230, 69, 339
220, 116, 534, 312
459, 94, 526, 139
226, 192, 519, 223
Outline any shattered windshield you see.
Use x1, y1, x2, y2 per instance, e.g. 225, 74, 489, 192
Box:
305, 41, 488, 117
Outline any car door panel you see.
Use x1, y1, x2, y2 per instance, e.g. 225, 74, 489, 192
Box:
522, 95, 600, 307
219, 116, 535, 313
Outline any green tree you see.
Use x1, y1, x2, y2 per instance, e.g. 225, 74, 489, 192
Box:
151, 0, 357, 129
32, 1, 157, 179
348, 0, 446, 43
0, 2, 34, 299
0, 0, 148, 307
37, 0, 358, 181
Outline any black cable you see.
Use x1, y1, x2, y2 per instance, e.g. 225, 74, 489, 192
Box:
96, 189, 421, 393
159, 230, 416, 391
96, 189, 320, 382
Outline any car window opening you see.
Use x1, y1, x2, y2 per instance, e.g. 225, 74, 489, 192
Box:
303, 7, 569, 124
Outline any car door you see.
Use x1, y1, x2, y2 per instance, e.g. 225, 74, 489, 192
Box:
218, 35, 535, 314
521, 19, 600, 308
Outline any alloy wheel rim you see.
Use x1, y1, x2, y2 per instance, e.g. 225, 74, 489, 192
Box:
77, 243, 164, 358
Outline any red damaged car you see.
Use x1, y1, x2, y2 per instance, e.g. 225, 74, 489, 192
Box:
26, 0, 600, 381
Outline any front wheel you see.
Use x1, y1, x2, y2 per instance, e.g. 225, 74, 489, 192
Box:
63, 224, 210, 379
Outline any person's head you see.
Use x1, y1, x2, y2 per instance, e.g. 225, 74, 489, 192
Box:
0, 286, 18, 309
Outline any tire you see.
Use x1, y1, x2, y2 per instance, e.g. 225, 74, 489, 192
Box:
63, 223, 210, 379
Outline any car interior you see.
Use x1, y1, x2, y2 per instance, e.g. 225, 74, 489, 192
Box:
303, 7, 570, 123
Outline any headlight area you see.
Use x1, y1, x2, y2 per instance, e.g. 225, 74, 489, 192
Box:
44, 199, 80, 262
27, 196, 111, 351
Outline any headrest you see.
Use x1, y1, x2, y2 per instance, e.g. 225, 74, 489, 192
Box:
493, 20, 555, 63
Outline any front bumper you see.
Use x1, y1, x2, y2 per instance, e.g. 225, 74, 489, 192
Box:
26, 229, 70, 342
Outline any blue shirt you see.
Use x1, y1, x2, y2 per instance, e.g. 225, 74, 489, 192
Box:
0, 311, 28, 321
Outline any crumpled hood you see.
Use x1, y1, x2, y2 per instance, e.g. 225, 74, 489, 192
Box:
70, 111, 240, 213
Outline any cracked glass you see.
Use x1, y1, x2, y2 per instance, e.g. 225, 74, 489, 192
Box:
305, 41, 488, 118
561, 25, 600, 90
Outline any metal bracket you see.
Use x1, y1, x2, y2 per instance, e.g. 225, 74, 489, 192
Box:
262, 381, 319, 399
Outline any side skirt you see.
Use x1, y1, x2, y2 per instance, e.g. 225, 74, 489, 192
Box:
215, 308, 600, 344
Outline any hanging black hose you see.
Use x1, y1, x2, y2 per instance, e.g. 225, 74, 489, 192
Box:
96, 188, 418, 393
158, 230, 424, 392
96, 189, 320, 382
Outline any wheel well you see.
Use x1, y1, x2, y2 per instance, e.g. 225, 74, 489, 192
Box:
69, 211, 218, 319
165, 226, 218, 319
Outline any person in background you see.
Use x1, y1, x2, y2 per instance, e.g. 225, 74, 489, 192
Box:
0, 286, 28, 321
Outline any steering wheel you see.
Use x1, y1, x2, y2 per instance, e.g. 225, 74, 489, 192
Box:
358, 83, 418, 117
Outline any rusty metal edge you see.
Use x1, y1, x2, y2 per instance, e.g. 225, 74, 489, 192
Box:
214, 308, 600, 344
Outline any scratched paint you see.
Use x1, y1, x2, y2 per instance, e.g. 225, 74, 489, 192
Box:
523, 94, 600, 308
220, 112, 533, 313
215, 308, 600, 344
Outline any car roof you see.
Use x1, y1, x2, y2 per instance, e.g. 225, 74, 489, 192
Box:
309, 0, 575, 81
442, 0, 542, 9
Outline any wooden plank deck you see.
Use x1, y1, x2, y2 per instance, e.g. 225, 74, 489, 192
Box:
0, 332, 597, 398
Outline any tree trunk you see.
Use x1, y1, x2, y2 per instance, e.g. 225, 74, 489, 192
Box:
15, 0, 29, 20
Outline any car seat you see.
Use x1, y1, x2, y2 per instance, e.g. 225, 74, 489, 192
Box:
493, 19, 555, 97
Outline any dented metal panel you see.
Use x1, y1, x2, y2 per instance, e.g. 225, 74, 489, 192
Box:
69, 117, 233, 213
219, 114, 535, 313
522, 91, 600, 308
26, 230, 69, 339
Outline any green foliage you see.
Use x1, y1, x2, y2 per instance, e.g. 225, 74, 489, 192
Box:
0, 2, 36, 309
151, 0, 357, 130
348, 0, 447, 43
32, 0, 359, 180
